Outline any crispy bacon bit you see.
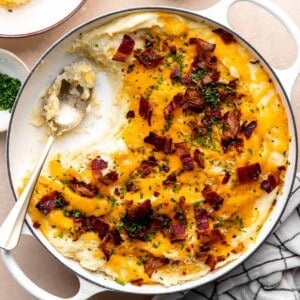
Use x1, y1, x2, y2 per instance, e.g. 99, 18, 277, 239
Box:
139, 96, 153, 126
112, 34, 135, 62
189, 37, 216, 52
126, 110, 135, 118
170, 66, 181, 81
212, 28, 236, 44
169, 218, 186, 242
241, 120, 257, 139
260, 174, 278, 193
99, 171, 119, 185
202, 107, 222, 126
164, 93, 184, 118
143, 255, 169, 277
183, 87, 205, 113
73, 216, 109, 241
33, 221, 41, 228
36, 191, 68, 215
131, 279, 144, 286
221, 110, 243, 152
193, 149, 205, 168
151, 214, 171, 230
221, 137, 244, 153
205, 254, 226, 270
222, 110, 241, 140
164, 41, 177, 54
202, 185, 224, 210
68, 178, 98, 198
101, 228, 123, 259
162, 172, 177, 186
134, 47, 163, 68
90, 156, 108, 179
222, 171, 231, 184
205, 254, 217, 270
237, 163, 261, 183
169, 197, 187, 242
138, 156, 158, 177
144, 131, 173, 154
174, 142, 194, 171
194, 207, 209, 233
122, 200, 153, 239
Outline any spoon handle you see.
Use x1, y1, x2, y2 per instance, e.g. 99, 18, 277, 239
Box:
0, 135, 55, 250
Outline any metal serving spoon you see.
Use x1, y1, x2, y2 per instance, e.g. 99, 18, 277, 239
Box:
0, 79, 91, 250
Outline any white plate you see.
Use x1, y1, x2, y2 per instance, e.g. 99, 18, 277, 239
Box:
0, 48, 29, 132
0, 0, 85, 37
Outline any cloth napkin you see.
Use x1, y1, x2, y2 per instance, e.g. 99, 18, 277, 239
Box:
153, 173, 300, 300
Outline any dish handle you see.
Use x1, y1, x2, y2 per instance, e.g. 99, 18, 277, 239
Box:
0, 226, 108, 300
199, 0, 300, 101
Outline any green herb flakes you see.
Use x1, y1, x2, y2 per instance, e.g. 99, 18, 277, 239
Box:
0, 73, 21, 111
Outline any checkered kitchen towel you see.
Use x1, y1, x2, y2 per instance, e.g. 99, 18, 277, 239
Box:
154, 174, 300, 300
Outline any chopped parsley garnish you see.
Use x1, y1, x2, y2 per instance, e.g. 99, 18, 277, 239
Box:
0, 73, 21, 111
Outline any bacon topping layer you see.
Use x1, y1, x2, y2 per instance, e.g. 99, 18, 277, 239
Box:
112, 34, 135, 62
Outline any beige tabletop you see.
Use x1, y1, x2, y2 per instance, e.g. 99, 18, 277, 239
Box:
0, 0, 299, 299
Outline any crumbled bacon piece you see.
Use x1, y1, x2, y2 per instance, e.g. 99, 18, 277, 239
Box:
162, 172, 177, 186
112, 34, 135, 62
170, 66, 181, 81
194, 207, 209, 233
205, 253, 226, 270
164, 41, 177, 54
139, 96, 153, 126
144, 131, 173, 154
237, 163, 261, 183
260, 174, 278, 193
123, 200, 153, 239
183, 87, 205, 113
212, 28, 236, 44
73, 216, 109, 241
169, 218, 186, 242
202, 185, 224, 210
101, 228, 123, 259
193, 149, 205, 168
36, 191, 68, 215
99, 171, 119, 185
189, 37, 216, 52
222, 171, 231, 184
222, 110, 241, 140
68, 178, 98, 198
169, 197, 187, 242
202, 107, 222, 126
90, 156, 108, 179
241, 120, 257, 139
164, 93, 184, 118
138, 156, 158, 178
221, 137, 244, 153
143, 255, 169, 277
151, 214, 171, 230
126, 110, 135, 118
33, 221, 41, 228
134, 47, 163, 68
174, 142, 194, 171
131, 279, 144, 286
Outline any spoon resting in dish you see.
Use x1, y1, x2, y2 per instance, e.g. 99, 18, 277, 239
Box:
0, 63, 95, 250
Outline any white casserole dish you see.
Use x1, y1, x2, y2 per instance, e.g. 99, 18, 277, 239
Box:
1, 0, 300, 298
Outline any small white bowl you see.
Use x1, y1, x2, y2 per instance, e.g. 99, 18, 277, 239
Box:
0, 48, 29, 132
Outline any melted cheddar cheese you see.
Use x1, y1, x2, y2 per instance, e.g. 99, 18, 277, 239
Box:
27, 12, 289, 287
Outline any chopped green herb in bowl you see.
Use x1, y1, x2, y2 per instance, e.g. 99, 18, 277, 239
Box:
0, 73, 21, 111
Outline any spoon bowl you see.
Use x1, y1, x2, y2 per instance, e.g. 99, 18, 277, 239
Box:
0, 77, 92, 250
